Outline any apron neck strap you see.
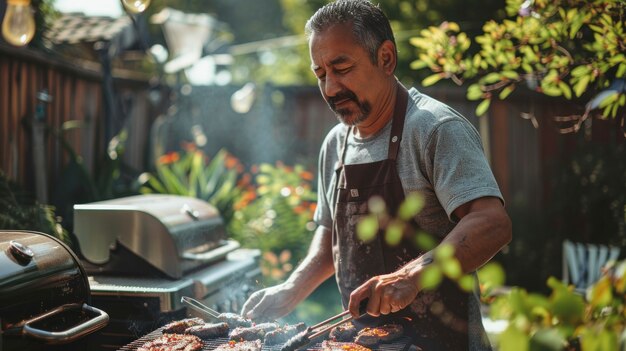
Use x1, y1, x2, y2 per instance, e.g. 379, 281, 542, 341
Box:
338, 82, 410, 165
388, 83, 409, 161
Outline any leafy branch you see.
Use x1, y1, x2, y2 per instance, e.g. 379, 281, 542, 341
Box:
409, 0, 626, 133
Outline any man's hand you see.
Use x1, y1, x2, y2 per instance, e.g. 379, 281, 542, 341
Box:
348, 266, 422, 318
240, 282, 300, 321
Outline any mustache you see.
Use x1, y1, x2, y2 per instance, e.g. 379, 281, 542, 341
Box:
328, 90, 358, 110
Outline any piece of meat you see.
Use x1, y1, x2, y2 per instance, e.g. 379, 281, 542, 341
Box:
229, 322, 279, 341
213, 340, 262, 351
321, 340, 372, 351
218, 313, 253, 328
137, 333, 203, 351
264, 322, 307, 345
354, 324, 404, 347
329, 321, 358, 342
161, 318, 205, 334
184, 322, 230, 339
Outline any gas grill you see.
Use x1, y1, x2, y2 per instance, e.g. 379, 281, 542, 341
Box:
72, 195, 261, 350
117, 325, 414, 351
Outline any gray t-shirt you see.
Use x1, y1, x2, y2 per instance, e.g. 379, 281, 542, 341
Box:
313, 87, 502, 350
314, 87, 503, 234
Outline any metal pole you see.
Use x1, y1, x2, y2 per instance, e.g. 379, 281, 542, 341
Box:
33, 89, 52, 204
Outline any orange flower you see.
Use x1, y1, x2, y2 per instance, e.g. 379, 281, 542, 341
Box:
157, 152, 180, 165
180, 141, 197, 152
225, 154, 239, 169
237, 173, 252, 187
299, 170, 314, 181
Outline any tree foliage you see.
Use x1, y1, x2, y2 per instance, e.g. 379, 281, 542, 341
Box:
409, 0, 626, 132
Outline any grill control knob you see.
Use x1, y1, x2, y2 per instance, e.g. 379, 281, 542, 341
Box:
9, 240, 34, 265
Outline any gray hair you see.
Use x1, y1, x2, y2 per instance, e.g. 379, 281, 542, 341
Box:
305, 0, 397, 66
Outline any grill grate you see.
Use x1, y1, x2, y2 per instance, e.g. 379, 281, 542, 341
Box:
117, 327, 412, 351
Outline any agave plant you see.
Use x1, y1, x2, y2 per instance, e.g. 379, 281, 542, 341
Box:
140, 147, 244, 226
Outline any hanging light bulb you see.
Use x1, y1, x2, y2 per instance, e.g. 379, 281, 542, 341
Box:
121, 0, 151, 14
1, 0, 35, 47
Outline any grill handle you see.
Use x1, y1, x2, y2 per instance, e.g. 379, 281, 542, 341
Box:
22, 303, 109, 344
182, 239, 240, 261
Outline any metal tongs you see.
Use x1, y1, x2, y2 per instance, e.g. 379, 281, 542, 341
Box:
280, 300, 368, 351
181, 296, 221, 319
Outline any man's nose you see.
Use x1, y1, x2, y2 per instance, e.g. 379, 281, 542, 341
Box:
323, 74, 341, 97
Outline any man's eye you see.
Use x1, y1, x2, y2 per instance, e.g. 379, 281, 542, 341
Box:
336, 67, 350, 74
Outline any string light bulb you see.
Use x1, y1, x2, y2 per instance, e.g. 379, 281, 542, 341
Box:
2, 0, 35, 47
121, 0, 151, 14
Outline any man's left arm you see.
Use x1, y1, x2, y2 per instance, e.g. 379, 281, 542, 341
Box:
443, 196, 511, 273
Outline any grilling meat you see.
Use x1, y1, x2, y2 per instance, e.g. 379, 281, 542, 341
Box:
354, 324, 404, 347
184, 322, 230, 339
329, 321, 358, 342
321, 340, 372, 351
213, 340, 262, 351
218, 313, 253, 328
161, 318, 205, 334
264, 322, 308, 345
229, 322, 279, 341
137, 333, 203, 351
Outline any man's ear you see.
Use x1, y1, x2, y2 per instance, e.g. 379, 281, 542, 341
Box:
378, 40, 396, 75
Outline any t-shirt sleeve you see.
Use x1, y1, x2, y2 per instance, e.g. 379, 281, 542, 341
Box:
313, 137, 333, 229
426, 119, 504, 221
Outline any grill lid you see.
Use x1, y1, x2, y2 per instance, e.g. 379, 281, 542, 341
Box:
0, 230, 108, 344
73, 194, 236, 279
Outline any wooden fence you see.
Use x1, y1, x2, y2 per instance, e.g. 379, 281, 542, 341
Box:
1, 42, 623, 218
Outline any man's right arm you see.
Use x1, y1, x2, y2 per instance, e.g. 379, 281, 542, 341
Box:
241, 225, 335, 320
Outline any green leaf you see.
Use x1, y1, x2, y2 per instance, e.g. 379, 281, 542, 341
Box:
410, 60, 428, 70
385, 220, 404, 246
499, 85, 515, 100
570, 65, 590, 77
574, 75, 590, 97
357, 215, 378, 242
467, 84, 483, 101
441, 258, 462, 279
398, 192, 424, 220
476, 99, 491, 116
483, 72, 502, 84
587, 276, 613, 308
458, 275, 475, 292
420, 266, 442, 290
598, 91, 619, 108
478, 262, 506, 291
435, 244, 454, 260
422, 73, 444, 86
501, 71, 520, 80
529, 328, 566, 351
617, 63, 626, 78
558, 82, 572, 100
550, 290, 585, 325
415, 231, 437, 251
498, 325, 529, 351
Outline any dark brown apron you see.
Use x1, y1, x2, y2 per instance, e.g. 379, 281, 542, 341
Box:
331, 84, 479, 350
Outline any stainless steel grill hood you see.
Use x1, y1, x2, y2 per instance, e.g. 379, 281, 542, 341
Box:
73, 194, 239, 279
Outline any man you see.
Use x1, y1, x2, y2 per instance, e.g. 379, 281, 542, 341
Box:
241, 1, 512, 349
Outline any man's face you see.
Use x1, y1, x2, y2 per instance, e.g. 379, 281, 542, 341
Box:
309, 23, 387, 126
